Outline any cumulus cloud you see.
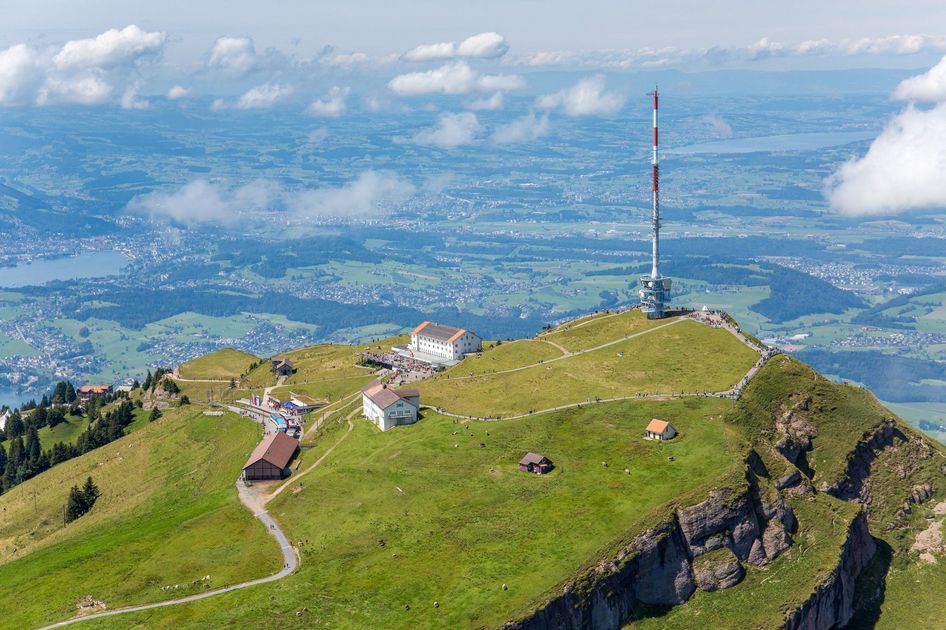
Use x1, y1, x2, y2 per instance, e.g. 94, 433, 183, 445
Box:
306, 127, 329, 144
36, 74, 113, 105
388, 61, 523, 96
825, 55, 946, 214
511, 34, 946, 70
468, 91, 504, 110
700, 114, 733, 138
413, 112, 482, 148
0, 25, 165, 106
234, 82, 294, 109
536, 75, 624, 116
0, 44, 44, 104
207, 36, 259, 77
403, 32, 508, 62
167, 85, 190, 100
288, 171, 415, 219
490, 111, 550, 144
307, 85, 349, 117
892, 54, 946, 101
120, 83, 148, 109
53, 25, 164, 70
825, 103, 946, 215
126, 179, 276, 225
127, 172, 415, 225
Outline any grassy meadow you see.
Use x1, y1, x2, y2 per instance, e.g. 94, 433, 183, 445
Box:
177, 348, 260, 380
80, 397, 745, 629
0, 407, 279, 629
419, 319, 758, 417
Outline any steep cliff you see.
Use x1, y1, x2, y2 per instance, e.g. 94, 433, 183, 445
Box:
781, 512, 875, 630
502, 461, 797, 630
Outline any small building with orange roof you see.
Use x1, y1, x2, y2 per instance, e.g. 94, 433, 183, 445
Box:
645, 418, 677, 441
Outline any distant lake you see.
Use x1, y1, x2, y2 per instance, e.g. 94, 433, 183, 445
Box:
0, 385, 29, 411
0, 250, 129, 288
670, 131, 876, 155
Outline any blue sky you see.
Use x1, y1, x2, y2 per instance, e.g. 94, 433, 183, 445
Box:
5, 0, 946, 69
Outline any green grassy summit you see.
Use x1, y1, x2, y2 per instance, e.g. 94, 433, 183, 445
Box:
177, 347, 260, 380
0, 407, 278, 629
5, 309, 945, 630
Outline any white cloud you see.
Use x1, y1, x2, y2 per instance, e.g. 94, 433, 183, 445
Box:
700, 114, 733, 138
126, 179, 276, 225
0, 44, 43, 104
511, 34, 946, 71
536, 75, 624, 116
468, 91, 504, 110
491, 111, 550, 144
748, 37, 786, 60
0, 25, 165, 106
388, 61, 523, 96
826, 103, 946, 215
208, 36, 258, 77
457, 32, 509, 59
53, 25, 165, 70
413, 112, 481, 148
37, 73, 113, 105
825, 56, 946, 215
120, 83, 148, 109
167, 85, 190, 100
307, 127, 329, 144
234, 82, 294, 109
127, 172, 416, 225
403, 32, 508, 62
287, 171, 415, 218
307, 85, 349, 117
892, 54, 946, 101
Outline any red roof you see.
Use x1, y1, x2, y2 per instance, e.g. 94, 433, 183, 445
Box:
646, 419, 672, 433
244, 432, 299, 470
412, 321, 468, 343
78, 385, 112, 394
362, 381, 420, 410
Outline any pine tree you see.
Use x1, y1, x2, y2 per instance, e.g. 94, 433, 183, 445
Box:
25, 426, 41, 468
82, 476, 101, 505
65, 381, 77, 403
143, 370, 153, 391
132, 379, 140, 390
65, 485, 84, 522
149, 407, 162, 422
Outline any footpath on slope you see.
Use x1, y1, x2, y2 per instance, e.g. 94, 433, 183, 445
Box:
40, 309, 774, 628
39, 390, 359, 629
426, 311, 777, 421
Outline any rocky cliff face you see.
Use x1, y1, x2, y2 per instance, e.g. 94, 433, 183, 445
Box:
781, 512, 876, 630
501, 459, 797, 630
823, 419, 896, 502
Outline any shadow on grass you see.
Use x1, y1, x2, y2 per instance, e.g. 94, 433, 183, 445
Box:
844, 537, 892, 629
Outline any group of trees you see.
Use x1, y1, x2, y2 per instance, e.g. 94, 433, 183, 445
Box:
142, 368, 179, 395
0, 384, 138, 495
65, 476, 101, 523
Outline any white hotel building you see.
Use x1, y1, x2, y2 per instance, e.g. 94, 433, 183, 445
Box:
409, 321, 482, 362
361, 381, 420, 431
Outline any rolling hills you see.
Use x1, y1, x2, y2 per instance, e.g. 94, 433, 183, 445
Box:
2, 308, 945, 629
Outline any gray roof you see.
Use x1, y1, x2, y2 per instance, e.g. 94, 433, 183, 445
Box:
413, 322, 465, 342
520, 452, 551, 465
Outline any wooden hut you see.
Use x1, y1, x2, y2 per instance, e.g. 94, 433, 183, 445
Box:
519, 452, 553, 474
242, 432, 299, 480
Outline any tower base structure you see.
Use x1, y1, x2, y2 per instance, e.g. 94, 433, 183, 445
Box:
639, 276, 672, 319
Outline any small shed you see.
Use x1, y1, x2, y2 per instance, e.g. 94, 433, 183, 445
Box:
243, 432, 300, 480
519, 452, 553, 474
271, 357, 295, 377
645, 419, 677, 441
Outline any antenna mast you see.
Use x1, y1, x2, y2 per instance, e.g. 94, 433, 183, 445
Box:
638, 86, 672, 318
